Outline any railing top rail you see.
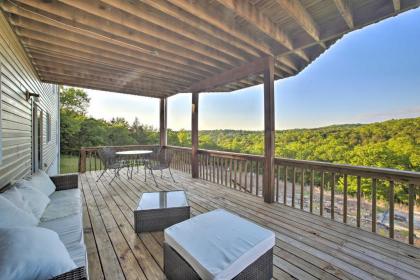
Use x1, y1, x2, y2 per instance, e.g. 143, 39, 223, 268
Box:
197, 148, 264, 161
275, 157, 420, 184
81, 144, 158, 152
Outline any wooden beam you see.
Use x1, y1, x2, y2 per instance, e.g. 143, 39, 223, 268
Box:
160, 98, 167, 147
189, 56, 271, 93
274, 0, 322, 44
213, 0, 293, 50
263, 56, 275, 203
392, 0, 401, 11
191, 92, 199, 178
333, 0, 354, 28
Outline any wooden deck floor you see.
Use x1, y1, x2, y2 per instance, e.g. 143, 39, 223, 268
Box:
80, 169, 420, 280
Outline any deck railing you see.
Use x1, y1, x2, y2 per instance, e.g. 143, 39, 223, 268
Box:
79, 145, 419, 245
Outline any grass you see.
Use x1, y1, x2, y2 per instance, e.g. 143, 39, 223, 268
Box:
60, 155, 79, 174
60, 154, 103, 174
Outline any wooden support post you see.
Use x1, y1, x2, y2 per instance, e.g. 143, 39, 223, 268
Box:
79, 148, 86, 173
159, 97, 167, 147
263, 56, 275, 203
191, 92, 199, 178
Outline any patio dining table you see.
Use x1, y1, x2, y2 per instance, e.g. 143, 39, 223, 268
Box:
116, 150, 154, 179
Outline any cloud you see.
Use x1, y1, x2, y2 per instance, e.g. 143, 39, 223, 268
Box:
352, 106, 420, 123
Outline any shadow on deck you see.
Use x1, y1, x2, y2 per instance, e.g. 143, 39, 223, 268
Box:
80, 169, 420, 280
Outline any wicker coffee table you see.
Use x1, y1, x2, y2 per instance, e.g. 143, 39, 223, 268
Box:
134, 190, 190, 233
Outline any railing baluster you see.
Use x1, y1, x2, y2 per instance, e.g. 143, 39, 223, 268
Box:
408, 184, 415, 245
250, 160, 254, 194
292, 167, 296, 208
216, 157, 220, 184
357, 176, 361, 228
389, 180, 394, 239
225, 158, 228, 186
89, 151, 92, 171
343, 174, 348, 224
212, 156, 216, 183
276, 165, 280, 202
372, 178, 377, 232
300, 168, 305, 210
244, 161, 249, 192
320, 172, 324, 217
229, 158, 233, 188
331, 172, 335, 220
255, 161, 259, 196
238, 160, 243, 190
284, 166, 287, 205
310, 169, 314, 213
233, 160, 237, 189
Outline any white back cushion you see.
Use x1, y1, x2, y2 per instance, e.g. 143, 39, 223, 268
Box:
0, 195, 38, 227
0, 186, 33, 214
28, 170, 56, 196
0, 227, 77, 280
16, 180, 50, 220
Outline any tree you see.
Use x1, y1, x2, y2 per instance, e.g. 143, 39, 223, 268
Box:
60, 87, 90, 115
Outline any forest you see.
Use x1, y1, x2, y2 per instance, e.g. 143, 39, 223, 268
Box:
61, 87, 419, 174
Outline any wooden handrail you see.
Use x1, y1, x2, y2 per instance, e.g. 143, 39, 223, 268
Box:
275, 157, 420, 185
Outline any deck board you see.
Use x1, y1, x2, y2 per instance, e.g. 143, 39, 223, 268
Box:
80, 170, 420, 280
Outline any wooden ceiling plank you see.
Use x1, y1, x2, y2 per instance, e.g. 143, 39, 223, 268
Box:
13, 18, 212, 79
139, 0, 263, 58
333, 0, 355, 29
36, 67, 176, 93
214, 0, 293, 50
393, 0, 401, 11
31, 57, 186, 88
2, 2, 218, 77
39, 72, 174, 97
18, 31, 201, 83
167, 0, 276, 55
274, 0, 324, 46
27, 49, 171, 82
55, 0, 237, 68
101, 0, 253, 64
12, 0, 228, 72
189, 56, 273, 93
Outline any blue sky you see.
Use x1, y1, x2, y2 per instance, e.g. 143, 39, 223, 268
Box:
86, 8, 420, 131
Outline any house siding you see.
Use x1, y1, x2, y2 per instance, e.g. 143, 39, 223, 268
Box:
0, 12, 59, 188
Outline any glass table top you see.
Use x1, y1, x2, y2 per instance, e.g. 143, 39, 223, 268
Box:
116, 150, 153, 155
138, 191, 188, 210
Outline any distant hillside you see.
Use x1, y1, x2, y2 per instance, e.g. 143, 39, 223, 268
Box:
169, 117, 420, 172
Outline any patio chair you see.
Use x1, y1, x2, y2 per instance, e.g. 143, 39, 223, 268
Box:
96, 147, 127, 183
144, 149, 175, 186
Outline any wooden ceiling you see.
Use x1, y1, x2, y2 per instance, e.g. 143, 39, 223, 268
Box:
1, 0, 419, 98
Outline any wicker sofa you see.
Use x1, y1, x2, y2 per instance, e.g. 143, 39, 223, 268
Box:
0, 173, 87, 280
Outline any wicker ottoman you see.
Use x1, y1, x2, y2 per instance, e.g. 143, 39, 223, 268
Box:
134, 191, 190, 233
164, 209, 275, 280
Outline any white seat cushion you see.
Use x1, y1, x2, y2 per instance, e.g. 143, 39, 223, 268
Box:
27, 170, 56, 197
41, 189, 82, 222
0, 195, 38, 228
0, 186, 33, 215
15, 180, 50, 220
164, 209, 275, 280
39, 213, 86, 267
0, 227, 76, 280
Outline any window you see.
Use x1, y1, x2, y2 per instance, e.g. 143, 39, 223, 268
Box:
46, 112, 51, 143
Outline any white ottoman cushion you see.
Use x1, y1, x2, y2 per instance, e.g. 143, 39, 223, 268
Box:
164, 209, 275, 280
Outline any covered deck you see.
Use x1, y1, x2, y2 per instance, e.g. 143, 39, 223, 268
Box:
80, 169, 420, 280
